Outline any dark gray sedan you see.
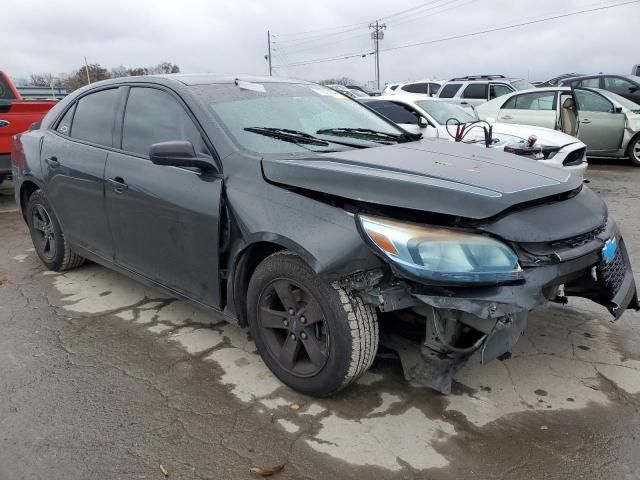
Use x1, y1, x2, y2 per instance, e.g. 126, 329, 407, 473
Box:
11, 75, 639, 396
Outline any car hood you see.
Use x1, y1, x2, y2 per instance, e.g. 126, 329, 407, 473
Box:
490, 123, 581, 146
261, 139, 582, 219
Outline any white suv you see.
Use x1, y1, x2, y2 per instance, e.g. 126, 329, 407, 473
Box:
436, 75, 534, 109
392, 80, 443, 97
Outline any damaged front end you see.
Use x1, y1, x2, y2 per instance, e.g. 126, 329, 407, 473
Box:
342, 207, 639, 395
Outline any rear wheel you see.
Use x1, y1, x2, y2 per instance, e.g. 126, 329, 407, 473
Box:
628, 135, 640, 167
247, 251, 378, 397
26, 190, 85, 271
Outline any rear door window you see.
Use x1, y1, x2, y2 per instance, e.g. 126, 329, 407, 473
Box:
462, 83, 488, 99
502, 91, 556, 110
122, 87, 207, 157
429, 83, 441, 95
438, 83, 462, 98
489, 84, 512, 100
579, 77, 601, 88
70, 88, 120, 146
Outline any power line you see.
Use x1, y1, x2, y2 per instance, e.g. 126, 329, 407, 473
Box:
382, 0, 640, 53
273, 0, 639, 68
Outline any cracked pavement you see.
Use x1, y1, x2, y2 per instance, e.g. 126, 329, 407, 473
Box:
1, 161, 640, 480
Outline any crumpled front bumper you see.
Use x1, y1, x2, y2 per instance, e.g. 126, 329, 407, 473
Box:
376, 223, 638, 394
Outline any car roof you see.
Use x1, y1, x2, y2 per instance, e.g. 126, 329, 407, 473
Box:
91, 73, 312, 87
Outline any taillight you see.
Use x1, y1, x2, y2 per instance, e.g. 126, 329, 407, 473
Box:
11, 134, 25, 169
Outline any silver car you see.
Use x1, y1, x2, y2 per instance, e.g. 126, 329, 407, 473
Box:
476, 87, 640, 166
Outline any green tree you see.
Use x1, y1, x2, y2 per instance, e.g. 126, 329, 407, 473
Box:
63, 64, 110, 92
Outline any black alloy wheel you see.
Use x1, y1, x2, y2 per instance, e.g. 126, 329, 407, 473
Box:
30, 203, 57, 262
257, 279, 330, 377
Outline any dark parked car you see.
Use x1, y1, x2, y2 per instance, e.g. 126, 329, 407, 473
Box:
12, 75, 639, 396
535, 73, 586, 88
559, 74, 640, 104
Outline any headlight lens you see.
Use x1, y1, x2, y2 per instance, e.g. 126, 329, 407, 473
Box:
358, 214, 523, 284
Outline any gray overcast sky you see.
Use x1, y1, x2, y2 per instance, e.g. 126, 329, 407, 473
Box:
3, 0, 639, 85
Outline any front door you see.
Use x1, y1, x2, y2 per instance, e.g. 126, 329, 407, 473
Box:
104, 86, 223, 308
573, 88, 625, 152
41, 88, 120, 259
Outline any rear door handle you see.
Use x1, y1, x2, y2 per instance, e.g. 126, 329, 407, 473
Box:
582, 119, 591, 124
460, 101, 469, 105
107, 176, 128, 193
501, 115, 513, 120
45, 156, 60, 168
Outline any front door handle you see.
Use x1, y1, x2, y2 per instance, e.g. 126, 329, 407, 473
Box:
45, 156, 60, 168
582, 119, 591, 124
107, 176, 128, 193
501, 115, 513, 120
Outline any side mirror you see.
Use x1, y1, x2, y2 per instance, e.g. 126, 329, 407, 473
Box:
629, 86, 638, 93
614, 107, 623, 114
149, 141, 214, 172
417, 116, 430, 129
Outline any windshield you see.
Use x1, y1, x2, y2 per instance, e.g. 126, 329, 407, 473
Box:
511, 80, 535, 91
602, 90, 640, 111
192, 82, 402, 154
415, 99, 476, 125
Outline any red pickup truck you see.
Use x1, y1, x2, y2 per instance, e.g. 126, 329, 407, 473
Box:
0, 71, 57, 183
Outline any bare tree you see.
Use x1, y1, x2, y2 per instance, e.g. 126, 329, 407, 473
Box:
318, 77, 357, 86
63, 64, 110, 92
29, 73, 55, 87
110, 65, 130, 78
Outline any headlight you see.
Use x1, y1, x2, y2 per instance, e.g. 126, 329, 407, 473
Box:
358, 214, 523, 285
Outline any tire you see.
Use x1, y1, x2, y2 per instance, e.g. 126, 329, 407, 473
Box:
26, 190, 85, 271
247, 251, 378, 397
628, 135, 640, 167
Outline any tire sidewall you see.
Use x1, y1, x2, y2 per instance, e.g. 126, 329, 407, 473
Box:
26, 191, 66, 270
247, 253, 355, 397
629, 136, 640, 167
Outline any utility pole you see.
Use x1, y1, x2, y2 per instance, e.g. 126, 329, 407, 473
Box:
84, 56, 92, 84
266, 31, 273, 76
369, 21, 386, 90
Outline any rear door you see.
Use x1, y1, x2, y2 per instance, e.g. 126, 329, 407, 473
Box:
459, 83, 488, 109
573, 88, 625, 152
40, 87, 120, 259
497, 90, 558, 129
104, 85, 223, 307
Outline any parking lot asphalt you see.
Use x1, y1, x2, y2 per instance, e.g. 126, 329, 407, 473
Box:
1, 162, 640, 480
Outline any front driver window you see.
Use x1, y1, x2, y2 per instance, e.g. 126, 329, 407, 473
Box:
122, 87, 209, 157
574, 90, 613, 113
604, 77, 636, 94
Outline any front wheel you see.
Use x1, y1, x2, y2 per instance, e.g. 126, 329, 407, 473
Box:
628, 135, 640, 167
247, 251, 379, 397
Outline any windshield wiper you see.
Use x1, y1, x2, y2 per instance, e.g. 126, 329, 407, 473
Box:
244, 127, 368, 149
316, 127, 422, 143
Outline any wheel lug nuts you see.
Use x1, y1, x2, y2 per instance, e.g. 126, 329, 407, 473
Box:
300, 316, 306, 324
288, 308, 295, 315
300, 332, 308, 340
290, 333, 296, 340
283, 320, 289, 327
